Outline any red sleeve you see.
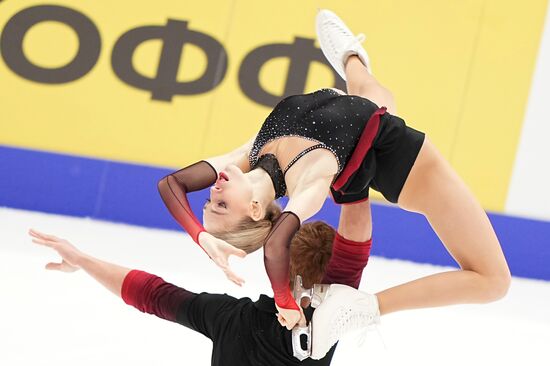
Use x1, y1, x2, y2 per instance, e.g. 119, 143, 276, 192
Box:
121, 270, 196, 322
322, 232, 372, 289
158, 161, 217, 253
263, 212, 301, 311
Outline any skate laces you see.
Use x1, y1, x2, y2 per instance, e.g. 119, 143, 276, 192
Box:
324, 19, 365, 51
328, 298, 376, 346
342, 33, 366, 56
328, 293, 386, 351
345, 33, 366, 49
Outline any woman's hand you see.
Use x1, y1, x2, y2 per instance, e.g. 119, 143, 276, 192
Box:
275, 304, 306, 330
28, 229, 82, 273
198, 232, 247, 286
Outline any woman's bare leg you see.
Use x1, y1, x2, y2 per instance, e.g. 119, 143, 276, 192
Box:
373, 139, 511, 315
343, 55, 511, 315
344, 55, 397, 114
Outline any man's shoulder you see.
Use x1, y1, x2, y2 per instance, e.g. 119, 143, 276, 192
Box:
253, 294, 277, 313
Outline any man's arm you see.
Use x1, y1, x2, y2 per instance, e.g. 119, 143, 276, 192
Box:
28, 229, 196, 322
337, 199, 372, 242
29, 229, 241, 340
322, 199, 373, 289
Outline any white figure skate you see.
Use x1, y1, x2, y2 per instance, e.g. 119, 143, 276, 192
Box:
310, 284, 380, 359
291, 276, 380, 360
316, 9, 372, 79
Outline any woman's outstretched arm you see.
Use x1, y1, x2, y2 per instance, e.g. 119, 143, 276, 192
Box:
157, 137, 254, 284
157, 134, 255, 244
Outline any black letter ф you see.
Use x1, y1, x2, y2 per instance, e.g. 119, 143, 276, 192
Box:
111, 19, 228, 102
0, 5, 101, 83
238, 37, 345, 108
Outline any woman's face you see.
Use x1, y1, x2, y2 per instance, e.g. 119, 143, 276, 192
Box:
203, 164, 254, 232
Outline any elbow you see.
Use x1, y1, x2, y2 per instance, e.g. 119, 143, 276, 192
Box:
157, 175, 167, 191
157, 175, 171, 197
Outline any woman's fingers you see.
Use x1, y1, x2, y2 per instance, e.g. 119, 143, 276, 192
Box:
208, 240, 246, 286
219, 241, 247, 259
223, 268, 245, 286
232, 247, 247, 258
276, 313, 286, 327
285, 316, 298, 330
278, 314, 293, 329
229, 273, 244, 287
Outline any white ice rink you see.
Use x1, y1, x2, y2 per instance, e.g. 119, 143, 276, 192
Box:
1, 207, 549, 366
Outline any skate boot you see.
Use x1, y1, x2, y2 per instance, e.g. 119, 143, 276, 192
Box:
310, 284, 380, 360
316, 9, 372, 79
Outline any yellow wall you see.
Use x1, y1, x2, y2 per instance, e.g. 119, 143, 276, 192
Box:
1, 0, 547, 211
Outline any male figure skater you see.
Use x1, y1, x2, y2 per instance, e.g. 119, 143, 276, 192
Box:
30, 199, 376, 365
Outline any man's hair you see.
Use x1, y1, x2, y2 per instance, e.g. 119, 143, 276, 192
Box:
289, 221, 335, 290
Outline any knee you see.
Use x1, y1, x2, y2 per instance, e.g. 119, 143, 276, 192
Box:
358, 86, 396, 114
482, 271, 511, 302
383, 90, 397, 114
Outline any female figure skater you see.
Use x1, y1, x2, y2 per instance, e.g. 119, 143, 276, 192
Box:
29, 198, 375, 364
158, 9, 511, 337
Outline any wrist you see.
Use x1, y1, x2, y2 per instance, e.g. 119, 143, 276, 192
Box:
195, 227, 207, 243
335, 231, 372, 246
274, 287, 299, 310
197, 231, 213, 258
198, 230, 209, 243
72, 252, 91, 268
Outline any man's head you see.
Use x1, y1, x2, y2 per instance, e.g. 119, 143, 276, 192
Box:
289, 221, 335, 290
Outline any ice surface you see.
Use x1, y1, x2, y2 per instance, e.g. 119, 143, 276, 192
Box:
0, 207, 548, 366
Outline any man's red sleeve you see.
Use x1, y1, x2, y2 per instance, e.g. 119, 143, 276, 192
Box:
322, 232, 372, 289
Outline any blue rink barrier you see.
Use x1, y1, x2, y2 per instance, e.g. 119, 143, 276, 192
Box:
1, 144, 549, 281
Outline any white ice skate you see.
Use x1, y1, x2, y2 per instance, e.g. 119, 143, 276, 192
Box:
310, 284, 380, 360
316, 9, 372, 79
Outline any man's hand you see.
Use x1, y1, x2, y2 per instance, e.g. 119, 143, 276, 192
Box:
198, 232, 247, 286
276, 304, 306, 330
28, 229, 82, 272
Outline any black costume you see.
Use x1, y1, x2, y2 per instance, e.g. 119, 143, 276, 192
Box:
122, 232, 372, 366
158, 88, 425, 310
249, 88, 425, 204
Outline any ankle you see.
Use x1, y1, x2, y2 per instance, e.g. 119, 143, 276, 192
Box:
344, 54, 361, 69
345, 54, 371, 76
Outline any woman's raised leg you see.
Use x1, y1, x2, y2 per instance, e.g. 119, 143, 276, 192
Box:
344, 55, 397, 114
318, 9, 511, 316
343, 56, 511, 316
374, 139, 511, 315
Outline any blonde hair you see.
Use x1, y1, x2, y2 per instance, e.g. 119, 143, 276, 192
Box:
210, 200, 283, 253
210, 200, 335, 289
